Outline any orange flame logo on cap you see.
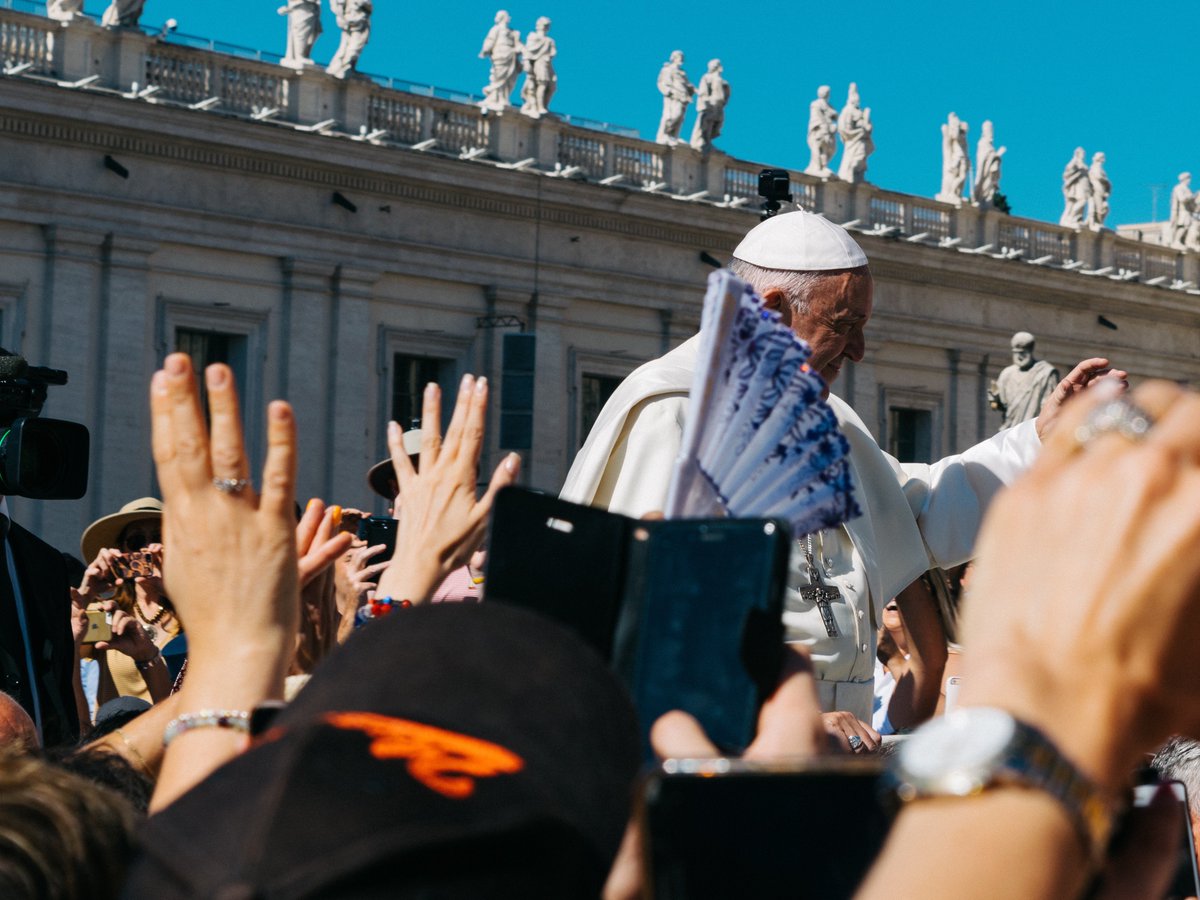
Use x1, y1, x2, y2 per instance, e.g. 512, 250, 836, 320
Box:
324, 712, 524, 799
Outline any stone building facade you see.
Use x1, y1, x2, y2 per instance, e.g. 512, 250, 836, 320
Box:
2, 8, 1200, 551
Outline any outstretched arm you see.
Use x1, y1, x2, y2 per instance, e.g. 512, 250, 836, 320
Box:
1035, 357, 1128, 441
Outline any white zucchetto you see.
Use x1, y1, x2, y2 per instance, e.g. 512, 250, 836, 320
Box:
732, 210, 868, 271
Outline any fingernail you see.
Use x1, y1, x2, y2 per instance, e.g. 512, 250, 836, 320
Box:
269, 401, 291, 421
388, 421, 400, 439
306, 498, 318, 512
475, 376, 488, 395
166, 354, 188, 376
460, 374, 473, 392
205, 365, 228, 388
425, 383, 438, 399
505, 452, 520, 473
330, 505, 342, 526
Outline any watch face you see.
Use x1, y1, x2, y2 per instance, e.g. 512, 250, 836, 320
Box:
900, 708, 1017, 795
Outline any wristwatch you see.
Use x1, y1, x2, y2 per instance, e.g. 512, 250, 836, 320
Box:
890, 707, 1118, 864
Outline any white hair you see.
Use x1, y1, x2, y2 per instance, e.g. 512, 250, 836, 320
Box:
727, 258, 865, 316
1152, 737, 1200, 818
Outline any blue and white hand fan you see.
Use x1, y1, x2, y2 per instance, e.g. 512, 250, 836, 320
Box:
664, 270, 860, 538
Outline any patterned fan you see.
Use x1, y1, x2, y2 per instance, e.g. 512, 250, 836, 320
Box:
664, 270, 861, 537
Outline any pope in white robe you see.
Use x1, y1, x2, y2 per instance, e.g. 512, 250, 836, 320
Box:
561, 211, 1115, 724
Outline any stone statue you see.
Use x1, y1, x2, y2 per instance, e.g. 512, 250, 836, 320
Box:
100, 0, 145, 28
804, 85, 838, 177
936, 112, 970, 205
1086, 152, 1111, 230
279, 0, 322, 68
1169, 172, 1194, 250
836, 82, 873, 183
972, 120, 1006, 207
326, 0, 372, 78
689, 59, 730, 152
46, 0, 85, 21
519, 17, 556, 118
1059, 147, 1091, 228
479, 10, 523, 112
656, 51, 695, 146
988, 332, 1060, 431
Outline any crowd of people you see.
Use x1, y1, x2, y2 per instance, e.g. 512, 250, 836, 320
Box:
3, 211, 1200, 899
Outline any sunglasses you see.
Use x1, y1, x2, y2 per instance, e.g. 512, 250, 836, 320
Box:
120, 529, 161, 552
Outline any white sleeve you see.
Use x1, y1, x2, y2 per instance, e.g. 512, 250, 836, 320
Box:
894, 419, 1041, 568
592, 395, 687, 519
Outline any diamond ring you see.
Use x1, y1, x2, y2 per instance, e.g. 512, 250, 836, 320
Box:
212, 477, 249, 494
848, 734, 863, 751
1073, 397, 1152, 449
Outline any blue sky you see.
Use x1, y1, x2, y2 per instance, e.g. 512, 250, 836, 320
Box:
105, 0, 1198, 227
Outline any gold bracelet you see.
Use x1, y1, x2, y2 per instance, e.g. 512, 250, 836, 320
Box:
113, 727, 149, 772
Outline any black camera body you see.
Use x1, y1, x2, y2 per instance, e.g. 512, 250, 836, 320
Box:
757, 168, 793, 219
0, 353, 89, 500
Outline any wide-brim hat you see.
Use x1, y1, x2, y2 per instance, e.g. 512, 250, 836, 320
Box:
124, 603, 641, 898
80, 497, 163, 563
366, 429, 423, 499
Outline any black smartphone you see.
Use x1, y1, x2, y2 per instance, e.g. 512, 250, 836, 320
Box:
485, 488, 791, 756
1131, 781, 1200, 900
642, 759, 894, 900
616, 518, 790, 756
355, 516, 397, 567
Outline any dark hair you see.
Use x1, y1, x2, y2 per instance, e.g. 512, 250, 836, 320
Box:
0, 747, 139, 900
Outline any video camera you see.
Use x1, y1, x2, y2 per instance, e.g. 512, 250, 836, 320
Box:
757, 168, 793, 219
0, 352, 89, 499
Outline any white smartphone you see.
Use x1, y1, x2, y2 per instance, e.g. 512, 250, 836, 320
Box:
943, 675, 962, 715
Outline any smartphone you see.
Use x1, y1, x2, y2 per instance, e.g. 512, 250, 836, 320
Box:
82, 609, 112, 644
642, 758, 894, 900
616, 518, 789, 756
944, 675, 962, 715
355, 516, 397, 568
486, 488, 791, 756
1131, 781, 1200, 900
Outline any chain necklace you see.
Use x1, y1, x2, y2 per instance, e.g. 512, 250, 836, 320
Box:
134, 600, 168, 627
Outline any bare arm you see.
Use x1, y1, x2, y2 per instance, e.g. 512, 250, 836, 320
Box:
886, 576, 948, 731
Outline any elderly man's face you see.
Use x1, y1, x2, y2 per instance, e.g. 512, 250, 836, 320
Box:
770, 270, 873, 394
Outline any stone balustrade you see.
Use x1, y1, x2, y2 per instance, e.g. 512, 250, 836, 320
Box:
2, 3, 1198, 290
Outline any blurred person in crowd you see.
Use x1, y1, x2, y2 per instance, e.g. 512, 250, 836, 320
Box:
0, 745, 139, 899
562, 210, 1123, 731
1152, 737, 1200, 874
0, 688, 37, 749
76, 498, 179, 706
872, 573, 947, 735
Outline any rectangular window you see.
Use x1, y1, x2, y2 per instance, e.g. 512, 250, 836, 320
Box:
176, 327, 248, 418
392, 354, 452, 430
580, 373, 623, 447
889, 407, 933, 463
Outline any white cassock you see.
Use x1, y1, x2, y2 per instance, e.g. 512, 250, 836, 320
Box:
561, 333, 1041, 721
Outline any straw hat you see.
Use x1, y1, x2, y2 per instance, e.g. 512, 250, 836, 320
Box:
80, 497, 163, 563
366, 428, 423, 499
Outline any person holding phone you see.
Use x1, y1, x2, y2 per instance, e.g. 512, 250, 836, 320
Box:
76, 498, 178, 706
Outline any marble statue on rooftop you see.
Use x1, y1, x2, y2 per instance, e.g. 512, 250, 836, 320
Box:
1169, 172, 1194, 250
804, 85, 838, 177
689, 59, 730, 152
988, 332, 1059, 431
326, 0, 372, 78
972, 120, 1005, 207
279, 0, 322, 68
479, 10, 523, 112
1086, 152, 1111, 230
46, 0, 85, 21
1059, 147, 1091, 228
836, 82, 873, 183
100, 0, 144, 28
519, 17, 556, 118
655, 50, 695, 146
936, 112, 970, 205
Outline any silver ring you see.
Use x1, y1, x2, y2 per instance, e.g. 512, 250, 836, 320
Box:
1073, 397, 1152, 449
212, 477, 249, 494
848, 734, 863, 751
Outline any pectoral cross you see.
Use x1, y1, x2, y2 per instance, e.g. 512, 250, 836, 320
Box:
801, 535, 841, 638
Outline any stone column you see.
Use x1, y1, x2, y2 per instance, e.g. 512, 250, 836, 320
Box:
88, 234, 158, 526
279, 257, 337, 500
327, 265, 377, 504
24, 225, 106, 547
525, 290, 569, 491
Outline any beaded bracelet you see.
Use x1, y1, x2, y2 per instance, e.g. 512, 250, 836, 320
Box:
163, 709, 251, 747
354, 595, 413, 628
